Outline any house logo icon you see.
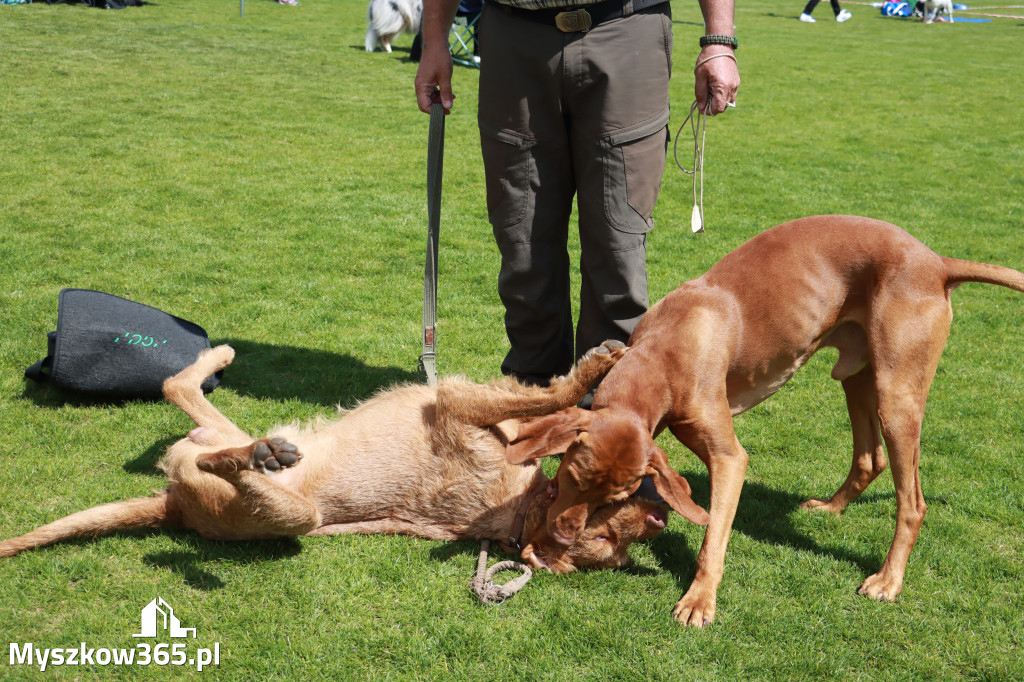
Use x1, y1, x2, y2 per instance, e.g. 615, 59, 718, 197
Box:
132, 597, 196, 639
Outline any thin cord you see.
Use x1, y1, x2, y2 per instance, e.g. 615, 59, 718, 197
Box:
673, 99, 712, 233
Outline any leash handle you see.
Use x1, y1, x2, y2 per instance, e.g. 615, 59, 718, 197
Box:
469, 539, 534, 605
420, 103, 445, 385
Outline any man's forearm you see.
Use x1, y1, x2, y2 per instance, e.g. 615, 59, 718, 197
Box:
697, 0, 735, 36
414, 0, 464, 112
421, 0, 463, 50
693, 0, 740, 114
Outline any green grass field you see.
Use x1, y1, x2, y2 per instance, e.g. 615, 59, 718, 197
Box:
1, 0, 1022, 678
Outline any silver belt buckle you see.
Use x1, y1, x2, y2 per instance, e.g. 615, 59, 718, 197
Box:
555, 8, 593, 32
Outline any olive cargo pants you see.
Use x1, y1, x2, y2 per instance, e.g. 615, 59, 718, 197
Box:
477, 2, 673, 381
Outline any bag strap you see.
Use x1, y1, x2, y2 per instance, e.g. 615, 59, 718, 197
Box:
419, 102, 445, 386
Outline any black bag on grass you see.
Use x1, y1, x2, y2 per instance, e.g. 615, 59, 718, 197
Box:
25, 289, 220, 400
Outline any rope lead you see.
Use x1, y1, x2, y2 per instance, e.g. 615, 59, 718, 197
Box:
469, 539, 533, 605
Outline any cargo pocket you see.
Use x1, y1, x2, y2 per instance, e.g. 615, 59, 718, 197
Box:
479, 121, 536, 234
603, 113, 670, 234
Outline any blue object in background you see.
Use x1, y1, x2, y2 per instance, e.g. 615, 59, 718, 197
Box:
881, 1, 913, 16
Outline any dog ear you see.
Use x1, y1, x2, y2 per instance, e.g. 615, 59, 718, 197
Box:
645, 445, 709, 526
521, 540, 575, 574
492, 419, 520, 444
506, 408, 593, 465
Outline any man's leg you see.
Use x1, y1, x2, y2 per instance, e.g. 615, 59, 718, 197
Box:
478, 5, 577, 381
568, 5, 673, 359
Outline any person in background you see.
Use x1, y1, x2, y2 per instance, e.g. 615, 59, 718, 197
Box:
414, 0, 740, 398
800, 0, 851, 22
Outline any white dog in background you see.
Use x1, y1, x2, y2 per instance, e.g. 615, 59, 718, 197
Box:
365, 0, 423, 53
922, 0, 953, 23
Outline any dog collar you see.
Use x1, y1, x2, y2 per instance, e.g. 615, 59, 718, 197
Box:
501, 475, 553, 553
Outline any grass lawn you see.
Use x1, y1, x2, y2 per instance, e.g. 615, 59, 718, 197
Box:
1, 0, 1022, 678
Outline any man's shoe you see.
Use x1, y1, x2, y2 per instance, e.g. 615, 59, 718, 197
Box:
799, 12, 816, 21
836, 9, 853, 21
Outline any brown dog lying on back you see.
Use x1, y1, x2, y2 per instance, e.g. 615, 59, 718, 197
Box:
1, 341, 689, 572
507, 216, 1024, 625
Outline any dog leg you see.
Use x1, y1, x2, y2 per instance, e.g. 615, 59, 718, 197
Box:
197, 438, 302, 475
229, 473, 321, 537
196, 439, 320, 537
572, 340, 630, 389
437, 340, 627, 427
163, 346, 249, 442
0, 494, 175, 558
802, 368, 887, 514
857, 396, 928, 601
669, 405, 748, 627
857, 299, 949, 601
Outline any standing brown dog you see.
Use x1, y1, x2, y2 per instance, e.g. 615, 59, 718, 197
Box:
1, 341, 687, 573
506, 215, 1024, 625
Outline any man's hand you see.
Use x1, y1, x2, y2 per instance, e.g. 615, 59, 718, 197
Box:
414, 0, 462, 114
415, 42, 456, 113
694, 45, 740, 116
695, 0, 740, 116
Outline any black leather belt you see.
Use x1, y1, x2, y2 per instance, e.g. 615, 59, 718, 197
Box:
498, 0, 650, 32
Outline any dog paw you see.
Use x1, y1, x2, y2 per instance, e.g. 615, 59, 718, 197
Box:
800, 497, 844, 516
596, 339, 627, 355
672, 587, 717, 628
200, 344, 235, 367
197, 438, 302, 476
583, 339, 628, 367
857, 571, 903, 602
252, 438, 302, 473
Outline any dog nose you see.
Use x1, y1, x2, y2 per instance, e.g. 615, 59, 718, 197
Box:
631, 476, 666, 505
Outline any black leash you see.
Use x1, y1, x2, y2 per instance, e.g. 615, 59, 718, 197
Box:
419, 102, 445, 385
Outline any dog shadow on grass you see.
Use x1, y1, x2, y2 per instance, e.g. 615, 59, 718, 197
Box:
649, 472, 892, 590
141, 533, 304, 591
197, 338, 422, 407
26, 529, 302, 592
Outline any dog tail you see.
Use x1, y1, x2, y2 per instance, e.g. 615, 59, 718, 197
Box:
0, 492, 177, 558
943, 258, 1024, 294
